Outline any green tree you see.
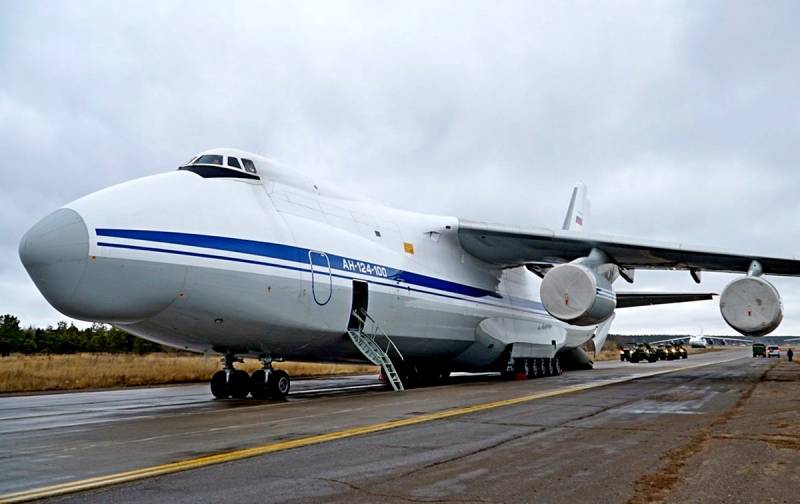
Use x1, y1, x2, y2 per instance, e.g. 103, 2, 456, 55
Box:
0, 315, 23, 355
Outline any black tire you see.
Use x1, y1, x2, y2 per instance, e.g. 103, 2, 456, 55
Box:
268, 369, 291, 399
553, 358, 562, 376
250, 369, 269, 399
210, 370, 229, 399
228, 369, 250, 399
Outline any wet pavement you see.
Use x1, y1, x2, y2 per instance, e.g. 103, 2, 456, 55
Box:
3, 349, 788, 503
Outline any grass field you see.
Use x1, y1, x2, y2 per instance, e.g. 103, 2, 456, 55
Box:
0, 353, 378, 393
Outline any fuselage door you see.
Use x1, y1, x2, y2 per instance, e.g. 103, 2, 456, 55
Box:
308, 250, 332, 305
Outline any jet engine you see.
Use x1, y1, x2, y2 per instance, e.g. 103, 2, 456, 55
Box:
719, 276, 783, 336
540, 263, 616, 326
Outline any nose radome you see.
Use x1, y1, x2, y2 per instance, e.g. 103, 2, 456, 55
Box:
19, 208, 90, 315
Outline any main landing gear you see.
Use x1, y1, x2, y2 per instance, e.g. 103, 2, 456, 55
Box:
210, 354, 291, 400
501, 357, 562, 380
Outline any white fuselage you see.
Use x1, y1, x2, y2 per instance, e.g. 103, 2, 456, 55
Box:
21, 152, 597, 371
689, 335, 707, 348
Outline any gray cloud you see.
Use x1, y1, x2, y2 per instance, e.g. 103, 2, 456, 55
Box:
2, 1, 799, 334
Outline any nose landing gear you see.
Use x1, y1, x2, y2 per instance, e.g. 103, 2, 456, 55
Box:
211, 354, 250, 399
249, 356, 291, 400
210, 354, 291, 400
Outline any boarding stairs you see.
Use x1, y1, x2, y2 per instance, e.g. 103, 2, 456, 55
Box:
347, 309, 405, 391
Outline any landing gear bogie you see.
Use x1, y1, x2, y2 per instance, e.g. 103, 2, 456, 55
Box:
503, 357, 562, 381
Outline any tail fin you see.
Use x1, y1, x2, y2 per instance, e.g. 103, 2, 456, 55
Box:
562, 183, 590, 232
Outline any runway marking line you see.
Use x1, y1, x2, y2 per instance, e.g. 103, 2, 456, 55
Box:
0, 354, 746, 503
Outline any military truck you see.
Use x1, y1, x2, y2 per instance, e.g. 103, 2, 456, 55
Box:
630, 344, 658, 363
752, 343, 766, 358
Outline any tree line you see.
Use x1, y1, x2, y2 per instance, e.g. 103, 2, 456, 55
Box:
0, 314, 163, 356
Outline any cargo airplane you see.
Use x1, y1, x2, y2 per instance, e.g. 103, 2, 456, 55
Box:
19, 149, 800, 399
648, 329, 753, 349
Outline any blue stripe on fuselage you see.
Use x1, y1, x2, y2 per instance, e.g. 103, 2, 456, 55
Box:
95, 228, 504, 300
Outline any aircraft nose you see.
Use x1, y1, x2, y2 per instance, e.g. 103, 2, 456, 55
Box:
19, 209, 90, 315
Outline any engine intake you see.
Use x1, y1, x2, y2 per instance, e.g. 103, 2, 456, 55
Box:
540, 263, 616, 326
719, 276, 783, 336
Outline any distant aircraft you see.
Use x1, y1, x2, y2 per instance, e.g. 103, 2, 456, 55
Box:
18, 148, 800, 398
650, 329, 752, 349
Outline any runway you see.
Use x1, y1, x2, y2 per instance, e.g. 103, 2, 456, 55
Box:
3, 349, 798, 503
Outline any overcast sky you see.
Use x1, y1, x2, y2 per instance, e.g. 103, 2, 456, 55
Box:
2, 1, 799, 335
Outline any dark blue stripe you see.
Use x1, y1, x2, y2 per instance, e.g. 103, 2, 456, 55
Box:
97, 242, 309, 274
96, 241, 549, 315
96, 229, 502, 299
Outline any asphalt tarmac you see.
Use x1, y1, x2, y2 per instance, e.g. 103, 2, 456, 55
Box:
3, 349, 796, 503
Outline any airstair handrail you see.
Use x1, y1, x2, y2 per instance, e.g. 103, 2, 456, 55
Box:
351, 309, 404, 361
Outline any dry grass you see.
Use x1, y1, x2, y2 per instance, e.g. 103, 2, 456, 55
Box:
0, 353, 378, 393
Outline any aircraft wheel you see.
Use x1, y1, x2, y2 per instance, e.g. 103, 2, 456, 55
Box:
268, 369, 291, 399
211, 370, 229, 399
525, 359, 535, 379
228, 369, 250, 399
250, 369, 269, 399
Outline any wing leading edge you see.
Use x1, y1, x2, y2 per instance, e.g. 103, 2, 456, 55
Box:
458, 220, 800, 275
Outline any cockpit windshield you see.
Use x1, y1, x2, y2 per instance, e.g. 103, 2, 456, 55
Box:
179, 152, 261, 181
242, 158, 257, 174
193, 154, 223, 165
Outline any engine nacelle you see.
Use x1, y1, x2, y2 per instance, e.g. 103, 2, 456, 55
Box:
719, 276, 783, 336
540, 263, 616, 326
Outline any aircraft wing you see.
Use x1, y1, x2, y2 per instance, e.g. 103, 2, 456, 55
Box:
704, 336, 753, 344
643, 335, 753, 345
458, 220, 800, 275
646, 336, 691, 345
615, 292, 715, 308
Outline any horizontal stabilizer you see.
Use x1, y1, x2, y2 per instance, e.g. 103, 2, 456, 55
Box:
616, 292, 715, 309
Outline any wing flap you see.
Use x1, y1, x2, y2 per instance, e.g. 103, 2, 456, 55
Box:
616, 292, 715, 309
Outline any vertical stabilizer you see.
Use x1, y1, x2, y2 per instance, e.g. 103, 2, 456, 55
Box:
562, 183, 590, 231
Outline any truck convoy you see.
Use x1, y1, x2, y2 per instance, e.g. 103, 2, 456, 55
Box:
620, 343, 687, 363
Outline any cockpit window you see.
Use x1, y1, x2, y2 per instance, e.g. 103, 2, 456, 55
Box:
227, 157, 242, 169
193, 154, 223, 165
242, 158, 257, 174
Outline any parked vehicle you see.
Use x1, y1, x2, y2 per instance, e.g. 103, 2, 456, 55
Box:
767, 345, 781, 358
630, 344, 657, 363
752, 343, 766, 357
